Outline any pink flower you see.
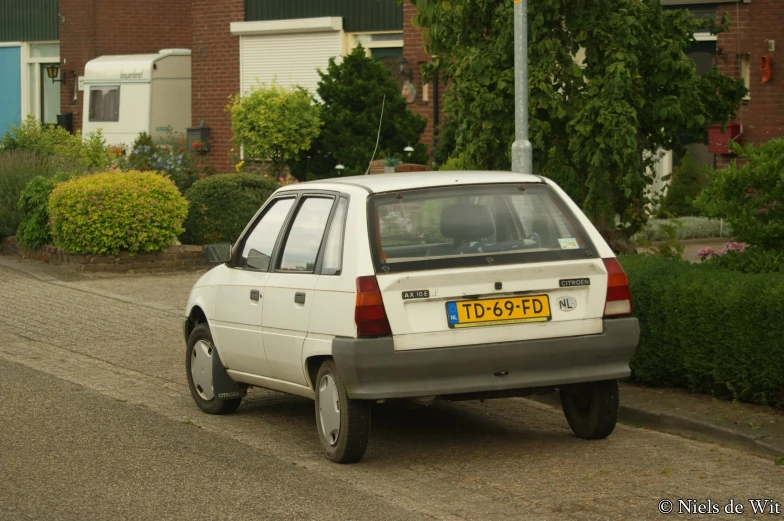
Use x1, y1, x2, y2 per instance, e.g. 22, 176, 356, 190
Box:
279, 177, 285, 182
697, 247, 714, 260
92, 195, 98, 201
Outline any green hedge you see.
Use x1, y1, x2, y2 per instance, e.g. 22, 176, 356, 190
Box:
180, 173, 280, 245
49, 171, 187, 255
620, 255, 784, 407
0, 151, 85, 238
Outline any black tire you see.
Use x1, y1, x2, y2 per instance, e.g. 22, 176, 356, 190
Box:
560, 379, 619, 440
314, 359, 371, 463
186, 323, 242, 415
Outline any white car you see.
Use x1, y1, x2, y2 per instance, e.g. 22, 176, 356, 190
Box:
183, 171, 639, 463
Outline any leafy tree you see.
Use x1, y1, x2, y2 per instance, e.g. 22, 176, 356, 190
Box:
411, 0, 747, 252
227, 83, 322, 178
291, 45, 428, 180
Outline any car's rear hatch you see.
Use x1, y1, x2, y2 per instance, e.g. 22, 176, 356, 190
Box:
366, 182, 608, 350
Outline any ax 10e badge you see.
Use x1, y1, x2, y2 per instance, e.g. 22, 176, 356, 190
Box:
402, 290, 430, 300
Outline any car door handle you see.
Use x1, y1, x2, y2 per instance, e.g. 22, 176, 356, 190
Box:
250, 289, 260, 301
294, 292, 306, 304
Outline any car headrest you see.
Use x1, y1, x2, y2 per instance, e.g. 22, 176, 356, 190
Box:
440, 204, 495, 240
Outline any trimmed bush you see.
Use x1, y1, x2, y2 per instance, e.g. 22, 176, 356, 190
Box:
439, 154, 475, 171
0, 151, 85, 238
659, 149, 703, 217
16, 173, 70, 250
48, 171, 188, 255
620, 255, 784, 407
181, 173, 280, 245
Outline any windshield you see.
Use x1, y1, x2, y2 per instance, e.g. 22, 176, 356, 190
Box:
368, 183, 595, 272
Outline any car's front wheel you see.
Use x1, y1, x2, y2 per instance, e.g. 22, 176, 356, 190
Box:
186, 323, 242, 415
560, 379, 619, 439
315, 360, 370, 463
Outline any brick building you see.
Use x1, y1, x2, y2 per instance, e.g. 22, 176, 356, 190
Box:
712, 0, 784, 168
2, 1, 780, 174
52, 0, 434, 170
658, 0, 784, 174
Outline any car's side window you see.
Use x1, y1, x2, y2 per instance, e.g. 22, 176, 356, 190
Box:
320, 197, 348, 276
278, 197, 335, 273
240, 197, 295, 271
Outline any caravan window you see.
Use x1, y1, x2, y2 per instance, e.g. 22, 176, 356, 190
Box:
89, 86, 120, 122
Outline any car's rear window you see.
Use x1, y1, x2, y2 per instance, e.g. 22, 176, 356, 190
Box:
367, 183, 596, 272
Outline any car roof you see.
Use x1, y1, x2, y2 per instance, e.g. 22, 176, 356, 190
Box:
280, 171, 545, 195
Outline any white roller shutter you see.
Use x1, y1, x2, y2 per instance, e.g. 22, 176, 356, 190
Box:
240, 31, 342, 97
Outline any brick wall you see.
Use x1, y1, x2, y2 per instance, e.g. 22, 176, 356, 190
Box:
715, 0, 784, 168
403, 2, 439, 154
59, 0, 191, 134
191, 0, 244, 171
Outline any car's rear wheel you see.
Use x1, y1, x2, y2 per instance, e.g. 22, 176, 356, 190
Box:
186, 323, 242, 415
560, 380, 619, 439
315, 359, 370, 463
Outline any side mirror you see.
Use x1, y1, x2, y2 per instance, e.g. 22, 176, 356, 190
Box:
205, 243, 232, 263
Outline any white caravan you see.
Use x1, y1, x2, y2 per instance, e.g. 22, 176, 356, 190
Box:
81, 49, 191, 148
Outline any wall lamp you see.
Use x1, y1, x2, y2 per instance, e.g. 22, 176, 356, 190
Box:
396, 56, 414, 80
46, 63, 66, 84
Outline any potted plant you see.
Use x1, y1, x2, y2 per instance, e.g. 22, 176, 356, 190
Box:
382, 154, 402, 174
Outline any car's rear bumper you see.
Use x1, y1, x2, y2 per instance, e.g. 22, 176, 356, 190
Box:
332, 317, 639, 400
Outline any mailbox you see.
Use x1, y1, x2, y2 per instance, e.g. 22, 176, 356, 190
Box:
708, 122, 741, 154
186, 122, 211, 153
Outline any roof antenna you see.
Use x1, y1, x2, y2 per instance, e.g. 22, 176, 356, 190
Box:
365, 94, 386, 175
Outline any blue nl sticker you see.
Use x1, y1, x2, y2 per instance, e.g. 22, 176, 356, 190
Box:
446, 302, 459, 324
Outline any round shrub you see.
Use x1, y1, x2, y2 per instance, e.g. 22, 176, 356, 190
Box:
181, 173, 280, 245
48, 171, 188, 255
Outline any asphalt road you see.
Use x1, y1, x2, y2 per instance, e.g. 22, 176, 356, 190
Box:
1, 265, 781, 521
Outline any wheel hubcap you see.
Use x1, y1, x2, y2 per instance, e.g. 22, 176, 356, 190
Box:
191, 340, 214, 401
318, 375, 341, 447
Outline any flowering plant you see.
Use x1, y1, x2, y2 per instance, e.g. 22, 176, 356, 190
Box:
113, 133, 204, 193
697, 241, 744, 261
698, 241, 783, 273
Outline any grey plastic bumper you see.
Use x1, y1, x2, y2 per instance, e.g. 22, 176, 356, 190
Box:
332, 318, 639, 400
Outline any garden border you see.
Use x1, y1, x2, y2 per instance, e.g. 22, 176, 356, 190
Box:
0, 236, 208, 273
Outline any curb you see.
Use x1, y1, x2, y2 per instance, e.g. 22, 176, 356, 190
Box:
0, 255, 183, 316
529, 393, 784, 461
0, 255, 58, 282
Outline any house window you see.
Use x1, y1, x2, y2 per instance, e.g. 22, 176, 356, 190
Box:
89, 86, 120, 122
740, 53, 751, 100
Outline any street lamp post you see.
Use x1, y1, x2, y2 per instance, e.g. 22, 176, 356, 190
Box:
511, 0, 533, 175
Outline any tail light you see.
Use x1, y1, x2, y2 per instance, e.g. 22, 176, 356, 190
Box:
602, 258, 633, 317
355, 276, 391, 337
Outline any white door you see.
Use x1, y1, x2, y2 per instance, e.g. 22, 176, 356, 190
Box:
262, 196, 336, 385
210, 197, 296, 375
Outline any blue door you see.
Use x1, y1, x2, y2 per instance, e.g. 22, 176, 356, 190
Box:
0, 46, 22, 133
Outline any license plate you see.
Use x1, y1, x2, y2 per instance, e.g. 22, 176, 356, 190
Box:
446, 295, 551, 328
